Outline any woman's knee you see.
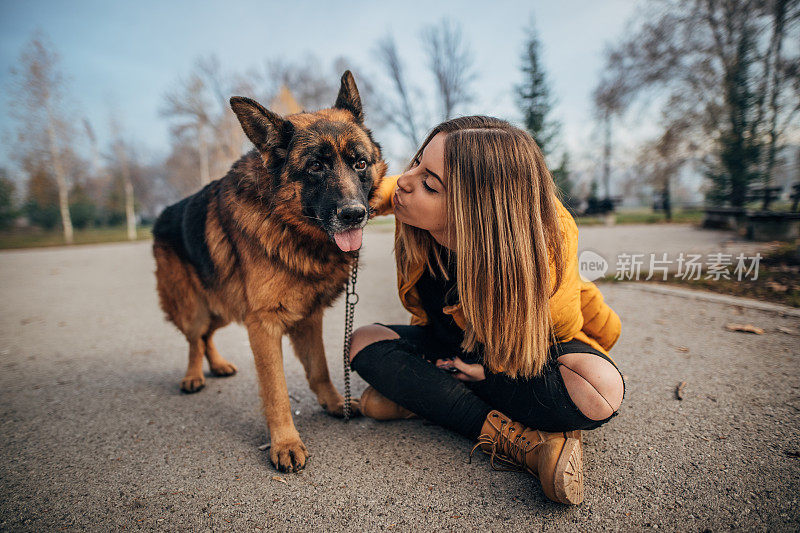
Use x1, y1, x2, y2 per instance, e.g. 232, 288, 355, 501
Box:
557, 352, 624, 421
349, 324, 400, 362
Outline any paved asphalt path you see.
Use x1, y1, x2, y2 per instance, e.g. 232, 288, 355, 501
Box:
1, 222, 798, 531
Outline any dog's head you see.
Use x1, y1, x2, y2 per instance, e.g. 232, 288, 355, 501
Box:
229, 71, 388, 252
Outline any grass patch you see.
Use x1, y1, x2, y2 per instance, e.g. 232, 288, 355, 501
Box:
0, 225, 154, 250
575, 208, 705, 226
367, 216, 396, 226
2, 218, 397, 249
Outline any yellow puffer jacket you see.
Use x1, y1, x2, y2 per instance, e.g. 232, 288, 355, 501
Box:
371, 175, 622, 360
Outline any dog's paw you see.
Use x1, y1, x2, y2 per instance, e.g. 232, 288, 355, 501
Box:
210, 360, 238, 377
268, 439, 310, 473
180, 375, 205, 393
321, 398, 362, 418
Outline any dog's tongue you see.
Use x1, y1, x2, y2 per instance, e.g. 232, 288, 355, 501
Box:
333, 228, 363, 252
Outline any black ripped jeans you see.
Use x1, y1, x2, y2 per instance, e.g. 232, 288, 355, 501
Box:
350, 323, 625, 441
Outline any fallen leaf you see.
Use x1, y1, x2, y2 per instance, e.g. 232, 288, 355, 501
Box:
271, 476, 287, 484
258, 443, 271, 451
725, 323, 764, 335
776, 326, 797, 335
675, 381, 686, 401
766, 281, 788, 292
676, 346, 689, 353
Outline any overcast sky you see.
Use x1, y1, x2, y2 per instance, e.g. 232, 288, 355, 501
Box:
0, 0, 644, 185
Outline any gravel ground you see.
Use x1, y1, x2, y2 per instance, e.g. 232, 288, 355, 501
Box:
1, 223, 798, 531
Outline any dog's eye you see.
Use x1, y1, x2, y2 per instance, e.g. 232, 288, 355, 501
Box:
354, 159, 368, 171
309, 161, 322, 172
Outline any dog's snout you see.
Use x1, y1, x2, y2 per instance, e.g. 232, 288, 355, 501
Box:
336, 205, 366, 226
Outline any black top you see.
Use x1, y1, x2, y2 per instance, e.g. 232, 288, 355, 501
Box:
414, 247, 484, 364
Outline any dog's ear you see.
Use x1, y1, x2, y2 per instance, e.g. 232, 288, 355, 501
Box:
333, 70, 364, 123
230, 96, 293, 155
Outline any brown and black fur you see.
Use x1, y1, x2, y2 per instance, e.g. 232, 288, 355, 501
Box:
152, 71, 387, 473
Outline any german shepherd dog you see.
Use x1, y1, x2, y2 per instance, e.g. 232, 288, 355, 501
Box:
152, 71, 387, 473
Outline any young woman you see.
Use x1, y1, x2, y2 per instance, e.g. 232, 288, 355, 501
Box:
349, 116, 624, 505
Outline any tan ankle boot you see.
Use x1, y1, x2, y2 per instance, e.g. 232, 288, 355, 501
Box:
360, 386, 418, 421
469, 410, 584, 504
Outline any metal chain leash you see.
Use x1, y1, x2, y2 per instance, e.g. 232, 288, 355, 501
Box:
341, 250, 360, 421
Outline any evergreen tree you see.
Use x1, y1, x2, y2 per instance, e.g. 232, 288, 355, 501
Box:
706, 23, 761, 208
69, 180, 98, 229
0, 169, 18, 230
24, 165, 60, 229
516, 17, 560, 159
551, 153, 575, 210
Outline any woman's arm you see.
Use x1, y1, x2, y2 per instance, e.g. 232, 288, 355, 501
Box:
548, 197, 585, 342
579, 280, 622, 352
551, 197, 622, 352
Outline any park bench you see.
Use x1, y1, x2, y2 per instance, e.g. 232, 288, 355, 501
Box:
703, 182, 800, 241
583, 195, 623, 216
745, 210, 800, 241
702, 206, 746, 230
745, 185, 783, 211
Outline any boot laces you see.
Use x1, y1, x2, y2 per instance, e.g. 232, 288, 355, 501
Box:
467, 419, 543, 476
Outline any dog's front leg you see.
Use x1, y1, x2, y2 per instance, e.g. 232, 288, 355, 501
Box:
287, 308, 360, 418
245, 315, 309, 473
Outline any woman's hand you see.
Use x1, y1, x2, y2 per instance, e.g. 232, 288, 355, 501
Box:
435, 356, 486, 382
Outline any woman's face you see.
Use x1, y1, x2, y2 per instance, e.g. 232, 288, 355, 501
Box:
393, 132, 448, 237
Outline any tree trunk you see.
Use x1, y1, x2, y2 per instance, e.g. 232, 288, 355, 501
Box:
124, 179, 136, 240
763, 0, 787, 209
662, 181, 672, 221
115, 141, 137, 241
46, 120, 73, 244
602, 112, 612, 199
198, 124, 210, 186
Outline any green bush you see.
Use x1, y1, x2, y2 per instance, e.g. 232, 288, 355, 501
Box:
69, 200, 97, 229
0, 176, 17, 230
24, 200, 60, 229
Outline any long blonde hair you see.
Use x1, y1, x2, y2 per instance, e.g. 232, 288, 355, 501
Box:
395, 116, 566, 378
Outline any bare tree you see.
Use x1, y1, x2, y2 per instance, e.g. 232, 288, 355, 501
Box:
371, 19, 478, 156
194, 55, 251, 168
83, 119, 103, 184
592, 74, 627, 200
634, 120, 699, 220
109, 115, 137, 240
164, 141, 202, 198
7, 32, 75, 242
162, 54, 276, 192
422, 18, 476, 121
761, 0, 798, 204
263, 55, 339, 110
373, 35, 424, 149
595, 0, 800, 208
161, 53, 386, 200
161, 71, 213, 187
